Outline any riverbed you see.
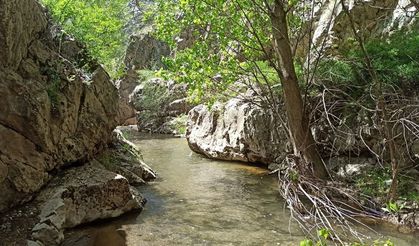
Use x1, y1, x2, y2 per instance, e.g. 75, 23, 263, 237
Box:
63, 134, 418, 245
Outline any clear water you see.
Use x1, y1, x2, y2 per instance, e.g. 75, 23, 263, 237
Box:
63, 134, 418, 246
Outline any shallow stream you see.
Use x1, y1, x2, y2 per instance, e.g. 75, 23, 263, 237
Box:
63, 134, 418, 245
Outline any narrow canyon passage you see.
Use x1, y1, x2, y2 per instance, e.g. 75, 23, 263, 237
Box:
63, 132, 419, 246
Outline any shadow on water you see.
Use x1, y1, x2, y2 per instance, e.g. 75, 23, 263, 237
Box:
62, 135, 419, 246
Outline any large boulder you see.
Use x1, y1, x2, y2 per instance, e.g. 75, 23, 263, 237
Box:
186, 99, 288, 166
0, 0, 119, 212
187, 94, 418, 169
116, 26, 170, 125
31, 163, 145, 246
115, 69, 140, 125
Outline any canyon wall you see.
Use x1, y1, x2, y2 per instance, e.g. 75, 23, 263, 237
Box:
0, 0, 119, 212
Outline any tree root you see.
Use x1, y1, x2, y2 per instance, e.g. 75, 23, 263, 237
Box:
279, 154, 385, 244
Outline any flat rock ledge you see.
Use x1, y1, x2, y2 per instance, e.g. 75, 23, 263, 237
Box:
28, 130, 156, 246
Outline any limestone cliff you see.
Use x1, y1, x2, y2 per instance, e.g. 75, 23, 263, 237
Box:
0, 0, 119, 212
312, 0, 417, 53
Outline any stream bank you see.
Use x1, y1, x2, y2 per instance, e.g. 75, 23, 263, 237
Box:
61, 129, 419, 246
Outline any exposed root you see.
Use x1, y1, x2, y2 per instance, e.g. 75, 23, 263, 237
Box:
279, 155, 384, 244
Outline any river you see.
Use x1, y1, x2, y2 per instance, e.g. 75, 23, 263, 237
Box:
63, 134, 418, 245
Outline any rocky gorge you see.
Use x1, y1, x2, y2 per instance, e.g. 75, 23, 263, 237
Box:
0, 0, 418, 245
0, 0, 155, 245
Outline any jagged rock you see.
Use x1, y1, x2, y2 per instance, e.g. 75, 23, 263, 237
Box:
186, 99, 288, 165
311, 0, 417, 54
124, 31, 170, 71
0, 127, 156, 245
386, 207, 419, 233
116, 69, 139, 125
326, 156, 376, 177
0, 0, 119, 212
102, 128, 157, 183
27, 240, 44, 246
32, 223, 63, 246
187, 91, 417, 170
116, 22, 171, 125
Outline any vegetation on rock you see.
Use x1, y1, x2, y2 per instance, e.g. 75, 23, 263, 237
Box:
2, 0, 418, 244
41, 0, 132, 76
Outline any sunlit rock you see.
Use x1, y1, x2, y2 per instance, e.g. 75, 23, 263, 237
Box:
186, 98, 288, 167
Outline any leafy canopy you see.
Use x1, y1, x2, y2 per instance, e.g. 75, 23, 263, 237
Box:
152, 0, 288, 104
41, 0, 131, 76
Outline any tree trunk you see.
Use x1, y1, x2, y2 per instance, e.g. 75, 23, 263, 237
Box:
269, 1, 328, 179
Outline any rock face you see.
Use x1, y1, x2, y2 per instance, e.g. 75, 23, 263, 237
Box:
187, 99, 288, 166
187, 95, 418, 169
312, 0, 417, 53
124, 31, 170, 71
103, 128, 157, 184
117, 25, 171, 125
0, 128, 156, 245
116, 69, 140, 125
132, 78, 193, 134
0, 0, 119, 212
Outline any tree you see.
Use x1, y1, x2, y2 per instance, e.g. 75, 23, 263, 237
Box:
269, 1, 328, 178
41, 0, 131, 76
152, 0, 419, 241
152, 0, 329, 178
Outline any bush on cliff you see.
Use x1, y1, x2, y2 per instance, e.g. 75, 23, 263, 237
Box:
41, 0, 131, 76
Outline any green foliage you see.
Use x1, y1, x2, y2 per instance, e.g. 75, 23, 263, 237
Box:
41, 66, 61, 108
134, 79, 174, 124
152, 0, 280, 103
360, 30, 419, 86
168, 114, 188, 135
401, 190, 419, 203
300, 239, 314, 246
138, 70, 158, 83
354, 167, 419, 203
318, 228, 331, 240
355, 167, 391, 198
98, 153, 119, 171
41, 0, 130, 76
385, 201, 402, 214
298, 228, 329, 246
315, 59, 355, 86
300, 229, 394, 246
316, 29, 419, 92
